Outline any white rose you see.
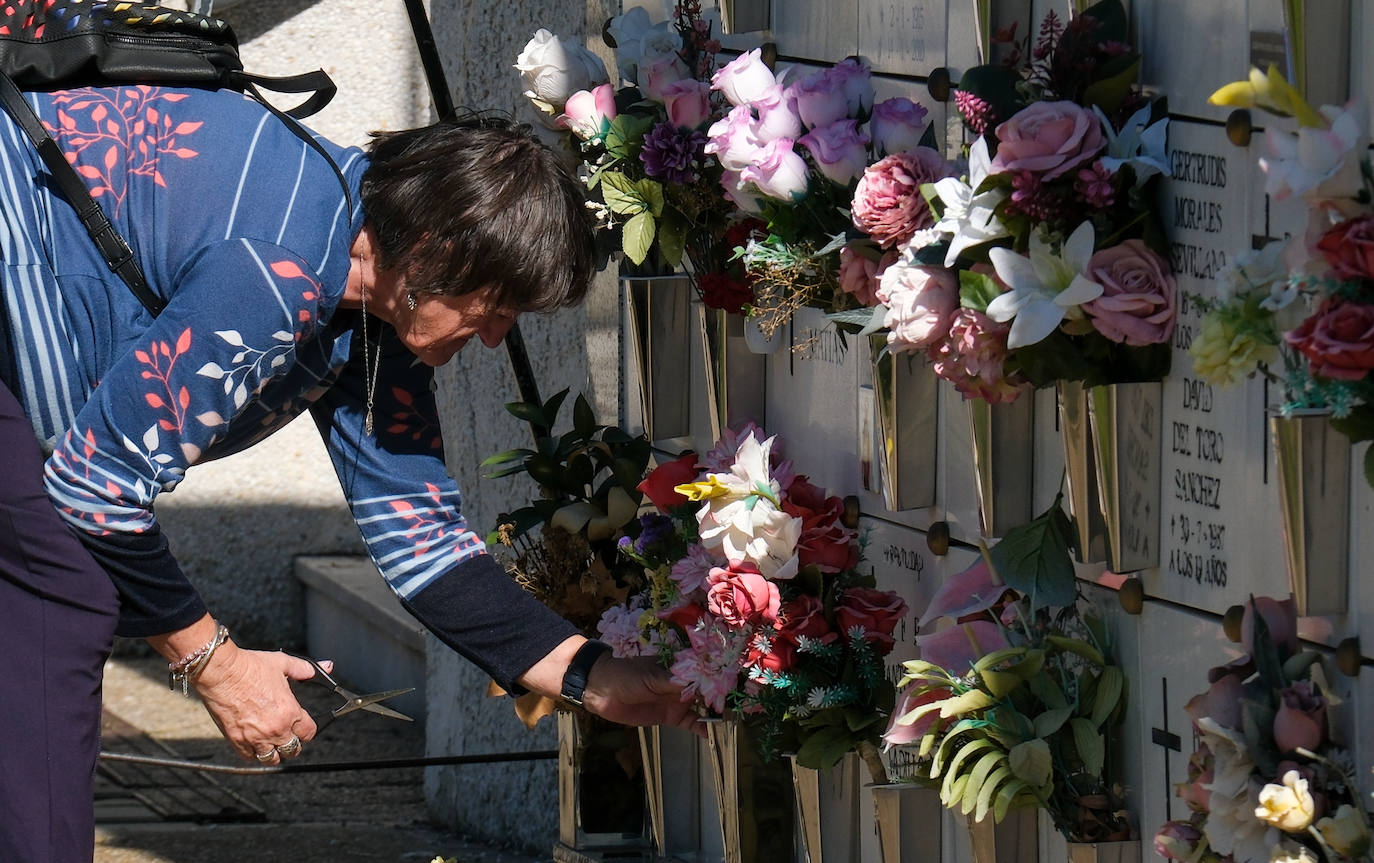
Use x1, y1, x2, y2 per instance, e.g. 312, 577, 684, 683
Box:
711, 48, 776, 107
515, 29, 609, 114
1255, 770, 1316, 833
605, 6, 652, 82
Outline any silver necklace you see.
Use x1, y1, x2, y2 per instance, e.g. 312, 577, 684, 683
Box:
359, 282, 381, 436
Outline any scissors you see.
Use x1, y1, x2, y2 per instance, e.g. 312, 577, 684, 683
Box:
290, 654, 415, 730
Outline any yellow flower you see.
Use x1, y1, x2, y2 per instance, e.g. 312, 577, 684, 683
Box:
1189, 314, 1277, 386
1208, 65, 1325, 128
675, 475, 733, 501
1315, 804, 1373, 858
1269, 842, 1317, 863
1254, 770, 1316, 833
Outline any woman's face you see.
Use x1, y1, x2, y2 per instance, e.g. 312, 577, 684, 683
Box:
394, 286, 519, 367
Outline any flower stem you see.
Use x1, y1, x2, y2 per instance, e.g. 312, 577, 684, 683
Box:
857, 739, 889, 785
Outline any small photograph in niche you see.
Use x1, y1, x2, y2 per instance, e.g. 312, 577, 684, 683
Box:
858, 385, 875, 491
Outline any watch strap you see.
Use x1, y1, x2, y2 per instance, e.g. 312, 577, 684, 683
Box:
560, 640, 611, 707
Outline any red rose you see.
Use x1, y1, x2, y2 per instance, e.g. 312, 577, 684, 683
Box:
837, 587, 908, 654
1284, 299, 1374, 381
698, 272, 754, 315
706, 560, 781, 627
783, 477, 859, 573
637, 453, 699, 512
775, 595, 835, 645
744, 633, 796, 672
1317, 213, 1374, 281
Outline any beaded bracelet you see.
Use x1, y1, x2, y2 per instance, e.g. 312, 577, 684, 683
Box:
168, 623, 230, 697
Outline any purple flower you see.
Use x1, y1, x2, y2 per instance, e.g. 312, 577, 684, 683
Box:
641, 121, 708, 184
1005, 170, 1064, 222
634, 513, 676, 553
1074, 159, 1116, 208
787, 66, 848, 129
954, 90, 996, 135
869, 97, 930, 156
798, 118, 871, 185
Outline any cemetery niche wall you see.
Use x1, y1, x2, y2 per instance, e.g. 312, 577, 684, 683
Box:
595, 1, 1374, 862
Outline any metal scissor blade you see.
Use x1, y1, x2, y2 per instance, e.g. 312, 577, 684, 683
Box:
332, 687, 416, 721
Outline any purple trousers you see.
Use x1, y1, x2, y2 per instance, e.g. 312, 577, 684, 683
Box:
0, 380, 120, 862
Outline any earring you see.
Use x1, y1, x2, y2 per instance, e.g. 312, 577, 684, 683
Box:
406, 291, 418, 311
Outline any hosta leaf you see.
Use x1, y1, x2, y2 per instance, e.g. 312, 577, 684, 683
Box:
931, 719, 987, 776
939, 737, 997, 790
1032, 706, 1073, 739
994, 778, 1030, 823
972, 647, 1030, 672
1070, 717, 1105, 778
1091, 666, 1124, 728
979, 668, 1024, 698
1007, 738, 1051, 787
942, 773, 970, 811
1047, 635, 1105, 667
974, 764, 1012, 823
962, 751, 1007, 816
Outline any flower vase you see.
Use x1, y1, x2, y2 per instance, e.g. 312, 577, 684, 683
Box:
701, 307, 766, 441
1038, 811, 1140, 863
638, 725, 702, 860
870, 783, 944, 863
703, 718, 795, 863
624, 272, 696, 447
788, 754, 860, 863
1271, 410, 1351, 616
1057, 381, 1163, 572
557, 709, 647, 853
968, 390, 1035, 538
870, 337, 939, 511
963, 808, 1039, 863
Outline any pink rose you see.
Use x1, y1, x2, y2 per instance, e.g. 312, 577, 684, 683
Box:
830, 57, 874, 117
851, 147, 955, 248
798, 119, 871, 185
560, 84, 618, 140
837, 587, 908, 654
661, 79, 712, 129
838, 245, 882, 306
706, 560, 781, 627
752, 83, 803, 142
1183, 672, 1244, 732
639, 51, 690, 101
740, 138, 810, 201
990, 100, 1106, 181
929, 307, 1023, 403
1082, 240, 1178, 346
1317, 213, 1374, 281
712, 48, 775, 106
883, 685, 953, 746
1153, 821, 1204, 861
787, 66, 848, 129
1273, 681, 1327, 753
706, 104, 764, 173
870, 97, 930, 156
877, 262, 959, 352
1285, 299, 1374, 381
1241, 595, 1299, 657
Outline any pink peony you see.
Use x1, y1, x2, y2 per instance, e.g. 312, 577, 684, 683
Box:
851, 147, 955, 248
838, 245, 882, 306
597, 599, 657, 658
711, 48, 775, 107
752, 83, 804, 142
869, 96, 930, 156
798, 119, 871, 185
560, 84, 617, 139
740, 138, 810, 201
1273, 680, 1327, 753
1285, 299, 1374, 381
669, 618, 747, 713
1317, 213, 1374, 281
660, 78, 712, 129
706, 560, 781, 627
1082, 240, 1177, 346
787, 66, 849, 129
929, 307, 1023, 403
990, 100, 1106, 181
877, 262, 959, 352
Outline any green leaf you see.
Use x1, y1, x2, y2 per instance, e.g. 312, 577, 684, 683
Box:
918, 121, 939, 150
959, 270, 1003, 312
573, 393, 597, 440
962, 750, 1007, 815
993, 778, 1030, 823
974, 764, 1012, 823
484, 461, 532, 479
943, 774, 970, 811
1028, 671, 1068, 711
656, 208, 688, 269
987, 506, 1077, 610
601, 171, 647, 216
542, 388, 570, 423
1031, 706, 1073, 739
505, 400, 548, 429
1249, 599, 1289, 690
622, 211, 656, 265
1090, 666, 1125, 729
931, 718, 988, 776
939, 687, 997, 719
979, 668, 1024, 698
1082, 55, 1141, 116
480, 447, 535, 467
940, 737, 997, 788
795, 724, 856, 770
1047, 635, 1105, 667
1006, 738, 1051, 787
1079, 0, 1130, 46
1070, 717, 1105, 778
637, 179, 665, 218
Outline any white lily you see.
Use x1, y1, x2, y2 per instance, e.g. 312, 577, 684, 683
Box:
1094, 103, 1169, 187
986, 222, 1104, 349
1260, 103, 1367, 203
932, 136, 1011, 267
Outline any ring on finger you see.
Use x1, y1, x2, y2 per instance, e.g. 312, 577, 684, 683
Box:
254, 748, 277, 763
276, 735, 302, 758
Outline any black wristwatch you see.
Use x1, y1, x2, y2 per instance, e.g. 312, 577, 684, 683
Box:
560, 640, 612, 708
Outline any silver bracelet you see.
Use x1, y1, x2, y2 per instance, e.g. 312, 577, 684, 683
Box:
168, 623, 230, 697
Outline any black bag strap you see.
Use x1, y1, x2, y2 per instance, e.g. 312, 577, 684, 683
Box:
0, 69, 167, 316
225, 69, 337, 121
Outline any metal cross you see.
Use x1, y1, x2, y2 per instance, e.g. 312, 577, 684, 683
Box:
1150, 676, 1183, 821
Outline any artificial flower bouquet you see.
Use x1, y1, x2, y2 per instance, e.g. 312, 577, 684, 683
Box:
597, 423, 908, 782
516, 1, 747, 308
1192, 66, 1374, 486
848, 0, 1176, 403
705, 46, 949, 341
883, 503, 1131, 841
1153, 596, 1372, 863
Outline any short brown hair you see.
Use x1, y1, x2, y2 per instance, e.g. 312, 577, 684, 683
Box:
361, 113, 596, 312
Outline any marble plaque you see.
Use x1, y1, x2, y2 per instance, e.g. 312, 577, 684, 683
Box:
767, 0, 857, 64
1150, 119, 1290, 614
765, 307, 863, 499
858, 0, 946, 75
1135, 0, 1248, 121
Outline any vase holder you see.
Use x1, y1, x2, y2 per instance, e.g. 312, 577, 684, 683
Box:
870, 783, 944, 863
638, 725, 702, 861
788, 754, 860, 863
624, 273, 695, 449
1057, 381, 1162, 572
703, 719, 794, 863
964, 808, 1039, 863
870, 338, 939, 512
701, 307, 766, 441
1272, 411, 1351, 616
968, 391, 1035, 538
557, 710, 646, 854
